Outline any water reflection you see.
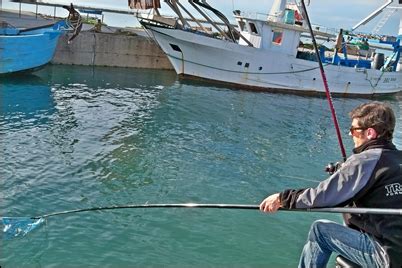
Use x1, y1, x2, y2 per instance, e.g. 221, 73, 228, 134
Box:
37, 64, 177, 89
0, 74, 56, 206
1, 65, 402, 268
33, 65, 177, 200
0, 75, 55, 129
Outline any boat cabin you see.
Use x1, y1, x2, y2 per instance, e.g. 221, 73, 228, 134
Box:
234, 12, 305, 57
233, 9, 401, 72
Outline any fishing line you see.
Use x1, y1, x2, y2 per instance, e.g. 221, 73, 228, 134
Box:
277, 174, 320, 183
300, 0, 347, 161
2, 203, 401, 239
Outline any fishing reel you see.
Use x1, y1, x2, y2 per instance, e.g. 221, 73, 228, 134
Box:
325, 161, 342, 175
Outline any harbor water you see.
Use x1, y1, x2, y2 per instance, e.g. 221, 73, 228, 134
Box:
1, 65, 401, 267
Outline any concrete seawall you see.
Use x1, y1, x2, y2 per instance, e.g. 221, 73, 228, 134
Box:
52, 31, 174, 69
1, 9, 173, 70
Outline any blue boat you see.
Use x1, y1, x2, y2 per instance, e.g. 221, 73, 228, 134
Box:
0, 23, 66, 74
0, 4, 82, 75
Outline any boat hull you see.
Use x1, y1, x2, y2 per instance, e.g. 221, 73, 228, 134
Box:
143, 22, 402, 96
0, 27, 64, 74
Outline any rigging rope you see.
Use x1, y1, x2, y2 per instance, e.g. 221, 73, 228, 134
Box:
166, 53, 329, 75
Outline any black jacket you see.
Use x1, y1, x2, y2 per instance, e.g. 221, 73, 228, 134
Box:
279, 139, 402, 267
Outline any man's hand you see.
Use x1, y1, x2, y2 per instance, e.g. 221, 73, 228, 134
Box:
259, 193, 281, 213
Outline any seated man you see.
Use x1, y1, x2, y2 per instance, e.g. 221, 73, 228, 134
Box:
260, 101, 401, 268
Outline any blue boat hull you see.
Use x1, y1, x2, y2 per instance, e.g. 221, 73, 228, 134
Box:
0, 26, 64, 74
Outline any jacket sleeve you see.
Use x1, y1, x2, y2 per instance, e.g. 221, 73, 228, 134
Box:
279, 150, 381, 209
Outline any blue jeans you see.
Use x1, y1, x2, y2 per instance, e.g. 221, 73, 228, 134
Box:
298, 220, 389, 268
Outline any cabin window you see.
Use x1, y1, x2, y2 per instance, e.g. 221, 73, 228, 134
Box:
237, 61, 242, 66
249, 23, 258, 34
272, 30, 283, 45
245, 63, 250, 68
238, 20, 246, 32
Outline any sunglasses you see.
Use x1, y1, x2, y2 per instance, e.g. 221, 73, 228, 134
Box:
349, 126, 367, 135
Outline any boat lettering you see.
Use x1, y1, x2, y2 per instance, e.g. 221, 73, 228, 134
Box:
383, 77, 397, 83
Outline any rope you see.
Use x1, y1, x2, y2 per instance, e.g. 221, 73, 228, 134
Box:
166, 53, 327, 75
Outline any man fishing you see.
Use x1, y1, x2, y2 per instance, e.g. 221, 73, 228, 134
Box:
260, 101, 402, 268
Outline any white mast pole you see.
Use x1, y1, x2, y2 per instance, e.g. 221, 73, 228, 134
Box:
268, 0, 286, 22
397, 7, 402, 70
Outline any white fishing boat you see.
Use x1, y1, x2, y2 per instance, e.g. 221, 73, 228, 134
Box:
138, 0, 402, 96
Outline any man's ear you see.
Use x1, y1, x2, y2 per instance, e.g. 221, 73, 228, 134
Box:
367, 128, 378, 140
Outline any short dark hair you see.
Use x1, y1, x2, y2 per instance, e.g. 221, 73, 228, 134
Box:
349, 101, 395, 141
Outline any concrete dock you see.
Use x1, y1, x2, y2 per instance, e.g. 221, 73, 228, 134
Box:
53, 30, 173, 69
0, 9, 173, 69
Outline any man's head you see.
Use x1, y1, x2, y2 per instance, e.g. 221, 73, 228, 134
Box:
348, 101, 395, 148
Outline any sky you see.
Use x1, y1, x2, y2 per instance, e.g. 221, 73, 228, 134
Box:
1, 0, 401, 35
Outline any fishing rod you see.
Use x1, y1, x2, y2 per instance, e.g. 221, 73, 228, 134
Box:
2, 203, 401, 239
300, 0, 347, 162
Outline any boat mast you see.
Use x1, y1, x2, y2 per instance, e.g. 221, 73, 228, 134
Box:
165, 0, 190, 28
192, 0, 237, 41
351, 0, 393, 31
268, 0, 287, 22
351, 0, 402, 71
397, 5, 402, 71
189, 0, 253, 46
175, 1, 209, 32
188, 0, 232, 41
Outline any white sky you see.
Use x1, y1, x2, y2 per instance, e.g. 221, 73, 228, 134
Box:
1, 0, 400, 35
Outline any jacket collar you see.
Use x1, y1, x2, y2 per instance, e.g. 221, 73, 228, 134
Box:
353, 138, 396, 154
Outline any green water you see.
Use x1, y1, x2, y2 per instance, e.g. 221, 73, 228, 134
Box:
1, 65, 401, 267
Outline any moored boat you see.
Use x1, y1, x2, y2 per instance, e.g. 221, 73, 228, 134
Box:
138, 0, 402, 96
0, 22, 66, 74
0, 4, 82, 75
